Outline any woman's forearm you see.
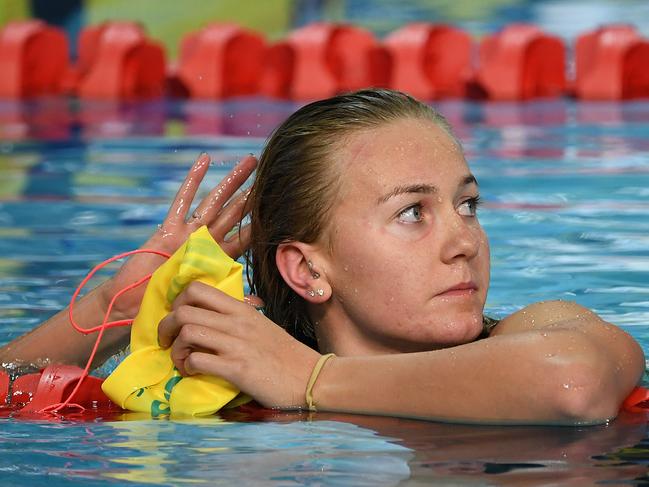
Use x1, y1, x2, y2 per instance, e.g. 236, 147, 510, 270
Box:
312, 325, 644, 424
0, 280, 130, 369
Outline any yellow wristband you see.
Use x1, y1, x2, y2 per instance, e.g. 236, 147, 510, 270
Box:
305, 353, 336, 412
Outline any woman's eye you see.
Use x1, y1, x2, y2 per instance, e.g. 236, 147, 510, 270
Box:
458, 196, 481, 217
398, 204, 423, 223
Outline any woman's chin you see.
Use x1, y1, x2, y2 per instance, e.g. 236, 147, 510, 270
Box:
414, 312, 486, 348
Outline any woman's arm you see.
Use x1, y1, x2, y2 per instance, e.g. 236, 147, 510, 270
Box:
159, 286, 645, 425
0, 281, 130, 369
314, 301, 645, 424
0, 154, 257, 369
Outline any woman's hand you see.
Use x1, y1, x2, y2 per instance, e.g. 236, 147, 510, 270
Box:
0, 153, 258, 369
158, 282, 321, 409
102, 153, 257, 321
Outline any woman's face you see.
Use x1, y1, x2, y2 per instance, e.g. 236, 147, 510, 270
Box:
316, 117, 490, 354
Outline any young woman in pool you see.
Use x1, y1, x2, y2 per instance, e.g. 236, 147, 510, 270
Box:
1, 89, 644, 424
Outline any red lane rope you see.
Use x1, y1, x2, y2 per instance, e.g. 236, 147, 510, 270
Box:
41, 248, 171, 414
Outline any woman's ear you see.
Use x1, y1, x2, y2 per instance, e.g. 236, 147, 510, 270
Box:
276, 242, 331, 303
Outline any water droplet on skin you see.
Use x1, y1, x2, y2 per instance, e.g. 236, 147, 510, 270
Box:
175, 198, 186, 216
343, 265, 349, 272
562, 383, 570, 389
159, 228, 174, 239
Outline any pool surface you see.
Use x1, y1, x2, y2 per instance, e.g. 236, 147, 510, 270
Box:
0, 97, 648, 485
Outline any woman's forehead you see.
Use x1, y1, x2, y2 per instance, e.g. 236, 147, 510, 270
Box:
337, 118, 467, 190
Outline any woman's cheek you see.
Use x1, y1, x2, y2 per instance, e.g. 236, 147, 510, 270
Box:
476, 227, 491, 279
385, 221, 432, 242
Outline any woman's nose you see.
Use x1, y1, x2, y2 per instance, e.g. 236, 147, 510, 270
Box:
439, 213, 481, 264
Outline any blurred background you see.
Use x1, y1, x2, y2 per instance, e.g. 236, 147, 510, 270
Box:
2, 0, 649, 60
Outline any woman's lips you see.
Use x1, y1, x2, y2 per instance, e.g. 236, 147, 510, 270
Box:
437, 282, 478, 297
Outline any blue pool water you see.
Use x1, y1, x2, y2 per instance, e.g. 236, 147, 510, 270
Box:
0, 97, 648, 485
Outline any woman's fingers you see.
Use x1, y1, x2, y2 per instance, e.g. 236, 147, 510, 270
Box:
191, 155, 257, 226
220, 223, 251, 259
174, 282, 243, 314
159, 287, 264, 348
182, 352, 231, 379
170, 325, 239, 376
158, 282, 249, 348
243, 294, 264, 309
165, 153, 211, 226
207, 189, 249, 240
158, 305, 218, 349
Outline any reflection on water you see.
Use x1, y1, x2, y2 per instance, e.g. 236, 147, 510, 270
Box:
0, 411, 647, 486
0, 414, 413, 486
105, 417, 412, 486
0, 98, 296, 142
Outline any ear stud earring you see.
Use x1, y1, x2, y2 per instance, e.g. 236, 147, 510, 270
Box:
307, 260, 320, 279
307, 289, 324, 297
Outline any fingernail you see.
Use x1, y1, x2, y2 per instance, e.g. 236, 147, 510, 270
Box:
194, 153, 210, 169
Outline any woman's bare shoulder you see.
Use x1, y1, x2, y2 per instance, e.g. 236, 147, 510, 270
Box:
492, 300, 609, 336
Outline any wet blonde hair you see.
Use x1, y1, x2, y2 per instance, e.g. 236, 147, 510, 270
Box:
247, 88, 458, 348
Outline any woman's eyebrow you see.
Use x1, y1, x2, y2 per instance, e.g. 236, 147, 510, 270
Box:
377, 175, 478, 205
377, 183, 437, 204
463, 174, 479, 187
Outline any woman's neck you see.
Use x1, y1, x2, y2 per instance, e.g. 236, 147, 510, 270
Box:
310, 301, 431, 356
